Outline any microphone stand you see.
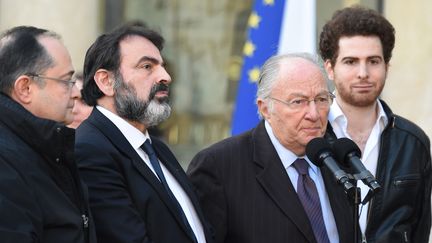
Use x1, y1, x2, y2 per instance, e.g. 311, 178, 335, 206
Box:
351, 180, 361, 243
336, 174, 360, 243
349, 174, 380, 243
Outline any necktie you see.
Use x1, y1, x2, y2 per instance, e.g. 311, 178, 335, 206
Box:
141, 139, 197, 243
293, 158, 330, 243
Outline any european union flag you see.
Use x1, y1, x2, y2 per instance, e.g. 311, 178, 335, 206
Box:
231, 0, 316, 135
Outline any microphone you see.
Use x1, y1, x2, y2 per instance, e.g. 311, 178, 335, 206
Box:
332, 138, 381, 193
305, 137, 355, 196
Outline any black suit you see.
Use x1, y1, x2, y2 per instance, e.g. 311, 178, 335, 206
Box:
75, 108, 213, 243
187, 121, 354, 243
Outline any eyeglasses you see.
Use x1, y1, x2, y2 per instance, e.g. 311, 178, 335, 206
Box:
27, 73, 76, 89
269, 92, 335, 110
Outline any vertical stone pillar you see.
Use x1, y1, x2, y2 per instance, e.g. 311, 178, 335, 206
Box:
0, 0, 101, 72
384, 1, 432, 139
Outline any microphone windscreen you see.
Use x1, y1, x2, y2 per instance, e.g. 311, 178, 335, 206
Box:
332, 138, 362, 164
305, 137, 332, 167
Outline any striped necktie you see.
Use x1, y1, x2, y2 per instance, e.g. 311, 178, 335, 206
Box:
293, 158, 330, 243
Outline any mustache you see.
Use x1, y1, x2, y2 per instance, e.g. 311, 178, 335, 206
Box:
149, 83, 169, 100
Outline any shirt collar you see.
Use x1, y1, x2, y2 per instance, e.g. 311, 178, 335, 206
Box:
328, 99, 345, 126
96, 106, 150, 149
264, 121, 319, 175
329, 99, 389, 132
376, 101, 389, 129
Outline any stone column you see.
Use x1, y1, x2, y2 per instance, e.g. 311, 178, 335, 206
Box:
384, 1, 432, 139
0, 0, 101, 72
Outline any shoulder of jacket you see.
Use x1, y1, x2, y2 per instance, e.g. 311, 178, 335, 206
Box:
389, 114, 430, 149
380, 100, 430, 147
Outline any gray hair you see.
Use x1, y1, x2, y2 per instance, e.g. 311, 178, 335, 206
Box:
255, 52, 329, 117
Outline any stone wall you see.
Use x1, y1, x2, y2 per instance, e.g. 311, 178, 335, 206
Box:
384, 1, 432, 140
0, 0, 100, 72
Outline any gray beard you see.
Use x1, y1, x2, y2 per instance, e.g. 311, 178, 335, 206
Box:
114, 76, 171, 127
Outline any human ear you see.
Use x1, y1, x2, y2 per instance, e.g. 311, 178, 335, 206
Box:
257, 98, 270, 121
11, 75, 34, 104
324, 60, 335, 81
94, 69, 114, 96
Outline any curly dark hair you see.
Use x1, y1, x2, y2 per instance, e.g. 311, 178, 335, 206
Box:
319, 6, 395, 66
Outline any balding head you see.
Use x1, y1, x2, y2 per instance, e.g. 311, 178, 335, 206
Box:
256, 53, 328, 117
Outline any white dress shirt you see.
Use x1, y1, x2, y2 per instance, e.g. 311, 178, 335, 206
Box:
265, 121, 339, 243
328, 100, 388, 236
97, 106, 206, 243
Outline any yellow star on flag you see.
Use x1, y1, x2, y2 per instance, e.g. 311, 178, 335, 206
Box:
263, 0, 275, 6
243, 41, 256, 57
248, 12, 261, 28
248, 67, 261, 83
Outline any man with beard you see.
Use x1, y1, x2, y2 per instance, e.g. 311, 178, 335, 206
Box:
75, 22, 213, 243
319, 6, 431, 242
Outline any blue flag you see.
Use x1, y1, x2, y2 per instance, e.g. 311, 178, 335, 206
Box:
231, 0, 316, 135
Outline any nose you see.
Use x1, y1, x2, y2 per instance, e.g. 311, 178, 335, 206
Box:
72, 99, 79, 115
357, 63, 369, 79
157, 66, 172, 85
70, 83, 80, 100
305, 101, 320, 121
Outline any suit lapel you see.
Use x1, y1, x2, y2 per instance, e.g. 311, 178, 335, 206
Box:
321, 165, 354, 242
88, 109, 163, 190
152, 139, 200, 208
253, 122, 316, 243
88, 109, 194, 238
152, 139, 213, 241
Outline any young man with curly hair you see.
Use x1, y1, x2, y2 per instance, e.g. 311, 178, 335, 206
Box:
319, 6, 431, 243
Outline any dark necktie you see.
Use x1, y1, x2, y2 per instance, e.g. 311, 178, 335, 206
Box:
293, 158, 330, 243
141, 139, 197, 243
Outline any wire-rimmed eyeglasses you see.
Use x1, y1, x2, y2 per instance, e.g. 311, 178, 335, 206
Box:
269, 92, 335, 110
27, 73, 76, 89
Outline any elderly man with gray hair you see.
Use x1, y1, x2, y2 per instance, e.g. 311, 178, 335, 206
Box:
188, 53, 354, 243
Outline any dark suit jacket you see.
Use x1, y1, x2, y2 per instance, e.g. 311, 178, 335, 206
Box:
187, 121, 355, 243
75, 109, 213, 243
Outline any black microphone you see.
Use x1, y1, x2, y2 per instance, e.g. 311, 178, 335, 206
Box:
306, 137, 355, 196
333, 138, 381, 193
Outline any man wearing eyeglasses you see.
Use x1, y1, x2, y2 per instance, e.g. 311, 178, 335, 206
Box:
319, 7, 431, 243
0, 26, 96, 243
187, 53, 354, 243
